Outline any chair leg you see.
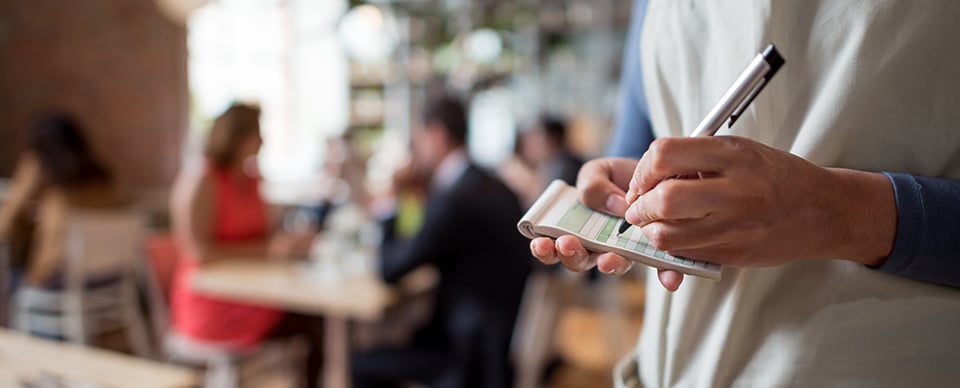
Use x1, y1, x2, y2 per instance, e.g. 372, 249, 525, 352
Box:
12, 293, 29, 333
206, 356, 240, 388
0, 244, 10, 328
515, 273, 562, 388
122, 280, 154, 358
62, 293, 88, 345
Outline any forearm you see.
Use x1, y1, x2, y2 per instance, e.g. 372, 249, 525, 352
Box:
826, 168, 896, 267
828, 168, 960, 288
202, 242, 268, 262
177, 239, 268, 263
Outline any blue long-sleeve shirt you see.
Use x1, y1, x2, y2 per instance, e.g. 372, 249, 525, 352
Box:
608, 0, 960, 288
606, 0, 653, 159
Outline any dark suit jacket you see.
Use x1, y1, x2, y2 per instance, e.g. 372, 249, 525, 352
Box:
380, 163, 532, 388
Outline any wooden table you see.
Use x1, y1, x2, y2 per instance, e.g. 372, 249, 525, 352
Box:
0, 329, 198, 387
191, 259, 437, 388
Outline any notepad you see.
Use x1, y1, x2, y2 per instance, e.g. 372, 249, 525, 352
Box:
517, 180, 722, 280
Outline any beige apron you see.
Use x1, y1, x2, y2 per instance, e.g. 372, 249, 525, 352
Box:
619, 1, 960, 386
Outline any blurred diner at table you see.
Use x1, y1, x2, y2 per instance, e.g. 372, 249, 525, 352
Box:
1, 0, 651, 386
351, 94, 533, 388
168, 103, 324, 387
0, 113, 127, 290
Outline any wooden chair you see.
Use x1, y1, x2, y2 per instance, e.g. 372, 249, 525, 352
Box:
11, 209, 153, 357
141, 232, 302, 388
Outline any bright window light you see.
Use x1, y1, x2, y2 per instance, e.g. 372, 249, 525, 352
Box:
187, 0, 348, 182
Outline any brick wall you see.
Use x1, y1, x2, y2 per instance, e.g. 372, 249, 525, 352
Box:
0, 0, 188, 189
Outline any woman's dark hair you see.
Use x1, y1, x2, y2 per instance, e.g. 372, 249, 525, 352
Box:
30, 114, 111, 187
204, 104, 262, 167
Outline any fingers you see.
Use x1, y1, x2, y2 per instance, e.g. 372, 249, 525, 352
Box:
555, 235, 596, 271
657, 269, 683, 291
530, 236, 596, 272
530, 238, 559, 264
596, 253, 633, 275
624, 178, 732, 226
577, 158, 640, 216
627, 137, 744, 200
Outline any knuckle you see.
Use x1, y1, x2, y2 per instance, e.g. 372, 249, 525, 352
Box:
645, 225, 675, 250
654, 183, 682, 218
718, 135, 746, 151
647, 140, 676, 172
720, 136, 760, 163
579, 180, 607, 207
576, 159, 604, 185
649, 138, 678, 156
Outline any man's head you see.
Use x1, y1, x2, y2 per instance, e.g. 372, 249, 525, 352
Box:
412, 94, 468, 173
521, 115, 567, 165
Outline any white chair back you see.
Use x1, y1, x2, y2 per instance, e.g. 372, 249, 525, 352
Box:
63, 210, 144, 283
12, 208, 153, 357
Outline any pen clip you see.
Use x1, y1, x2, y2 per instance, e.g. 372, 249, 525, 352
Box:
728, 44, 784, 128
727, 77, 767, 127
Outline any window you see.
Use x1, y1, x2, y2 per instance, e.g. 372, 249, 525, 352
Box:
187, 0, 348, 182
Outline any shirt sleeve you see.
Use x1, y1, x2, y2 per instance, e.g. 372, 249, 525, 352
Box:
873, 172, 960, 288
379, 194, 461, 284
606, 0, 655, 159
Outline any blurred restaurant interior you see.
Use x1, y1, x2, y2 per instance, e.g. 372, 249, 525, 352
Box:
0, 0, 645, 387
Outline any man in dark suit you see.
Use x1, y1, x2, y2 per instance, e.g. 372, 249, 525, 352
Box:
352, 95, 532, 388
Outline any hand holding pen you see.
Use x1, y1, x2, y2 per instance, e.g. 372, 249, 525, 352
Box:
618, 44, 785, 236
532, 43, 896, 290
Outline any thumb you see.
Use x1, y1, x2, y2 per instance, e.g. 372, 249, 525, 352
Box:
604, 192, 629, 217
657, 269, 684, 291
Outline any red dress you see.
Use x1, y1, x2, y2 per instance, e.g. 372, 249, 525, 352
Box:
170, 166, 281, 348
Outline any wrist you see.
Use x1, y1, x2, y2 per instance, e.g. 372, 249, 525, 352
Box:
826, 168, 896, 266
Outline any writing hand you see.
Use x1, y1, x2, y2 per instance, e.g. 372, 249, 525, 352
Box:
621, 136, 895, 288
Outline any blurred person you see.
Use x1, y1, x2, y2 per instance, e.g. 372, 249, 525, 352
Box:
521, 115, 584, 188
352, 95, 532, 388
309, 134, 371, 229
501, 116, 585, 208
497, 132, 540, 208
0, 114, 127, 289
168, 104, 322, 388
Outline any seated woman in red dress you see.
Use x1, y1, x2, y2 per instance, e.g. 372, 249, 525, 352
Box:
169, 104, 321, 387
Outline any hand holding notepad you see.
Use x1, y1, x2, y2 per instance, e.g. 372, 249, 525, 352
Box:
518, 180, 722, 279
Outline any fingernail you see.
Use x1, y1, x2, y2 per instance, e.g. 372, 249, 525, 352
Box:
606, 194, 628, 215
558, 246, 573, 257
625, 200, 642, 223
600, 265, 615, 274
626, 180, 641, 202
532, 246, 547, 257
